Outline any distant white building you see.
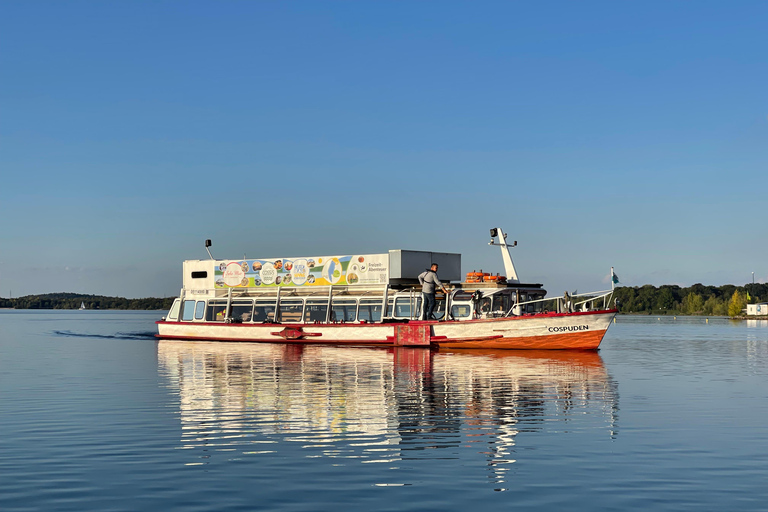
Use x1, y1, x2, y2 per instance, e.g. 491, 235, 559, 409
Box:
747, 303, 768, 316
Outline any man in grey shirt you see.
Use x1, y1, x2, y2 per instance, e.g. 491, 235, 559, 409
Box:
418, 263, 449, 320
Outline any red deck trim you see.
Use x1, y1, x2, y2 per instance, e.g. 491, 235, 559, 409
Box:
155, 320, 391, 328
155, 334, 394, 345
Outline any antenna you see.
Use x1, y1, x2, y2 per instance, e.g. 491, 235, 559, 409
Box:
488, 227, 520, 283
205, 239, 214, 260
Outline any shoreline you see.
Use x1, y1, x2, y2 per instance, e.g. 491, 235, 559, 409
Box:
618, 313, 768, 320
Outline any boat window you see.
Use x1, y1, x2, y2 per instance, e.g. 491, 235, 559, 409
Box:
451, 304, 471, 318
394, 297, 422, 319
191, 271, 208, 279
167, 299, 180, 321
253, 301, 276, 322
478, 297, 491, 314
332, 299, 357, 322
358, 299, 383, 322
432, 299, 446, 320
526, 294, 544, 314
452, 291, 474, 301
194, 301, 206, 320
493, 294, 510, 314
231, 300, 253, 323
303, 299, 327, 322
206, 301, 228, 322
181, 300, 196, 321
279, 299, 304, 323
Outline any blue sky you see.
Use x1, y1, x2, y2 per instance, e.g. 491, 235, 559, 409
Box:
1, 1, 766, 298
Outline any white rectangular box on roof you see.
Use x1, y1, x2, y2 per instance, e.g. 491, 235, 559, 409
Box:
182, 260, 216, 297
388, 250, 461, 282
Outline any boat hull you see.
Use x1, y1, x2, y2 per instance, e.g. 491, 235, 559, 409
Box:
156, 309, 616, 350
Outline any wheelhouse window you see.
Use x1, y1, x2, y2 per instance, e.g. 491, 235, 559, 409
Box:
493, 294, 510, 315
332, 299, 357, 322
526, 294, 544, 314
191, 271, 208, 279
452, 291, 474, 301
181, 300, 196, 321
304, 299, 327, 322
194, 301, 206, 320
451, 304, 471, 318
167, 299, 180, 321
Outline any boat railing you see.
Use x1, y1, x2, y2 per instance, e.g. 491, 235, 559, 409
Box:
178, 284, 394, 324
506, 289, 615, 316
570, 289, 614, 310
177, 284, 461, 323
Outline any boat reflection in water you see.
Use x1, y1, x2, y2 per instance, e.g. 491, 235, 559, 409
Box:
158, 341, 619, 488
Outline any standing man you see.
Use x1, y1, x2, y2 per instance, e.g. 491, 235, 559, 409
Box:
418, 263, 449, 320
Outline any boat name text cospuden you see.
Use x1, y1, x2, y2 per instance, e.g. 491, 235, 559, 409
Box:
548, 325, 589, 333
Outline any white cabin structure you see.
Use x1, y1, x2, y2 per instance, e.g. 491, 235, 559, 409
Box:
746, 303, 768, 316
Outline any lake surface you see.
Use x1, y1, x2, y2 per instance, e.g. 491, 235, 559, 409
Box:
1, 311, 768, 511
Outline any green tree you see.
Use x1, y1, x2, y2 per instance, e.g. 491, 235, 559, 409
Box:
655, 287, 675, 311
702, 296, 727, 316
728, 290, 747, 317
682, 292, 704, 315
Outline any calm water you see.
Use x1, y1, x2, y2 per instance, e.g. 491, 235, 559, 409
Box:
2, 311, 768, 511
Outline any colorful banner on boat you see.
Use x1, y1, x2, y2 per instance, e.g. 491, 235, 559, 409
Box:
214, 253, 389, 288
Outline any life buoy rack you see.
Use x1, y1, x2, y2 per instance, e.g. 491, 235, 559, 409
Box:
466, 270, 508, 284
466, 270, 489, 283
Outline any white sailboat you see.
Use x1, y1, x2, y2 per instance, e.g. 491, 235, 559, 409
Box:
79, 301, 86, 310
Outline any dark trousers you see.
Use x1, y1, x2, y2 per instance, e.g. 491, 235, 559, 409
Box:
422, 292, 436, 320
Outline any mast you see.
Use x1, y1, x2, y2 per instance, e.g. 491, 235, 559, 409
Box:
489, 228, 520, 283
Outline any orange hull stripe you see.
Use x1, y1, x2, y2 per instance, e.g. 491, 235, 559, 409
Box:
436, 329, 607, 350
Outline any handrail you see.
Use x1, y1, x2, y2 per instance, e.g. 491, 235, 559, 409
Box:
505, 289, 615, 316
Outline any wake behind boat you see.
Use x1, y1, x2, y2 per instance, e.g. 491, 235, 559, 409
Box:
156, 228, 618, 349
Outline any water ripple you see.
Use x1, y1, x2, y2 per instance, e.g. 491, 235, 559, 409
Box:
52, 330, 157, 340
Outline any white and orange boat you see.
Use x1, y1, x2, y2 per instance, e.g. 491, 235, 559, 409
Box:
156, 228, 618, 349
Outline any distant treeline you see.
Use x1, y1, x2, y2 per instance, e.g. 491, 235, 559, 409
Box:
2, 285, 765, 315
613, 283, 767, 316
0, 293, 174, 310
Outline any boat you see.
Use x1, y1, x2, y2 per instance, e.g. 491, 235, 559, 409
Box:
156, 228, 618, 349
79, 301, 86, 310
